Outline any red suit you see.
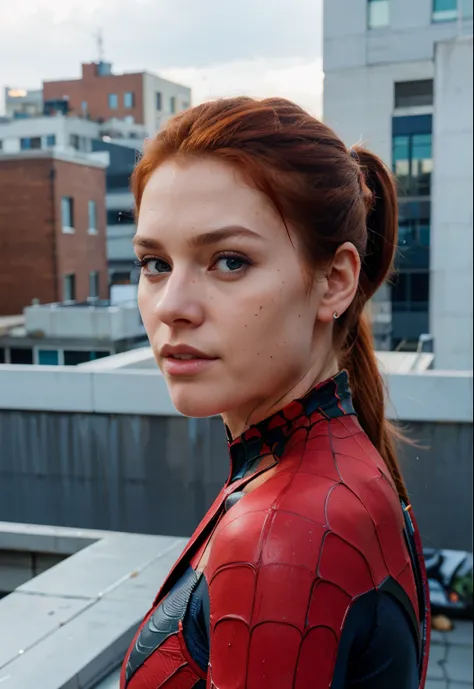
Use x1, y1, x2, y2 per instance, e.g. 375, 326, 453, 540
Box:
121, 372, 430, 688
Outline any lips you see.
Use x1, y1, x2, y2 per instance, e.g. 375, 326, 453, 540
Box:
160, 344, 218, 377
160, 344, 214, 360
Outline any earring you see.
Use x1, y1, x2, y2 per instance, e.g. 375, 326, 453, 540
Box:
333, 312, 339, 320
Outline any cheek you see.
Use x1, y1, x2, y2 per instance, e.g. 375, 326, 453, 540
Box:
137, 281, 155, 330
225, 279, 313, 361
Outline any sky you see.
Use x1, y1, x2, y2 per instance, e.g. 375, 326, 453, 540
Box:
0, 0, 324, 116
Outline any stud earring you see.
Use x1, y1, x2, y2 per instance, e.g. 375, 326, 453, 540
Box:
333, 312, 339, 320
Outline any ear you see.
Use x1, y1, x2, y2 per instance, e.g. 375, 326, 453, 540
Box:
317, 242, 361, 323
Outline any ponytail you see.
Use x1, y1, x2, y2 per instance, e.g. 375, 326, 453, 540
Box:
341, 145, 410, 504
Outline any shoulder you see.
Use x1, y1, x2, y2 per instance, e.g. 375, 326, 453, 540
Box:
207, 422, 409, 590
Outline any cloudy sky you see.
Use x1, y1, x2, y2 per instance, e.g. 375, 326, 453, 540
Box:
0, 0, 324, 116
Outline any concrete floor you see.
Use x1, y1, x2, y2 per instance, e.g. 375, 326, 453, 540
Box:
427, 620, 473, 689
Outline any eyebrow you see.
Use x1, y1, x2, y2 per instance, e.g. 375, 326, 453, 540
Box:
132, 225, 264, 251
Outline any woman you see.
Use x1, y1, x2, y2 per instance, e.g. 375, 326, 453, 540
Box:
121, 97, 430, 688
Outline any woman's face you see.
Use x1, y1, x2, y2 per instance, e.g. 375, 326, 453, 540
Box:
135, 157, 337, 432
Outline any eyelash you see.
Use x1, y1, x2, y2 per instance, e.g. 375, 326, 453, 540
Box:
134, 252, 253, 278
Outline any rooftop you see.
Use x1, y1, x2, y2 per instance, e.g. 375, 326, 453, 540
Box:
0, 521, 471, 689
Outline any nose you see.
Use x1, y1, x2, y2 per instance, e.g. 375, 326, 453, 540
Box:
153, 269, 205, 328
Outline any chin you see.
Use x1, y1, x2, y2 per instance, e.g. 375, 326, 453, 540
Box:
167, 381, 227, 418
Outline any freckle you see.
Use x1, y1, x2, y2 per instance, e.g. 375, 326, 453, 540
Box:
259, 305, 263, 310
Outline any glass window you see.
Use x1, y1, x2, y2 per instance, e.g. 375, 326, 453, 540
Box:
64, 350, 91, 366
61, 197, 74, 229
89, 271, 99, 299
20, 137, 41, 150
433, 0, 458, 21
124, 92, 135, 108
0, 348, 5, 363
392, 133, 432, 196
69, 134, 80, 150
10, 348, 33, 364
64, 273, 76, 302
90, 351, 110, 361
46, 134, 56, 147
394, 80, 434, 109
410, 272, 430, 302
411, 134, 433, 196
170, 96, 176, 114
88, 200, 97, 231
156, 92, 162, 110
38, 349, 59, 365
108, 93, 118, 109
368, 0, 390, 28
392, 135, 410, 195
392, 273, 408, 307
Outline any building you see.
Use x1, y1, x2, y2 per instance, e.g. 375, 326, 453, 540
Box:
323, 0, 473, 368
92, 139, 138, 285
0, 114, 100, 155
0, 117, 143, 286
0, 296, 146, 366
43, 61, 191, 137
4, 87, 43, 119
0, 149, 109, 315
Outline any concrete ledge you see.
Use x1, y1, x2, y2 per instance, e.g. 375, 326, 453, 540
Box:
0, 522, 186, 689
0, 362, 472, 423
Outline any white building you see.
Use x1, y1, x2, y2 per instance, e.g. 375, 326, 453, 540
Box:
4, 87, 43, 119
323, 0, 473, 369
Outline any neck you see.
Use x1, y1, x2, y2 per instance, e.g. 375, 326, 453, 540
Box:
222, 355, 339, 441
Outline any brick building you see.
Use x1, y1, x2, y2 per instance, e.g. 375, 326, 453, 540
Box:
43, 62, 191, 137
0, 150, 108, 316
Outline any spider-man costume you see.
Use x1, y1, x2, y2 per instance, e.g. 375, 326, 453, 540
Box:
121, 371, 430, 688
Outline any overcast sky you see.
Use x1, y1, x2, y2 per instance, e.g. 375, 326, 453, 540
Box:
0, 0, 324, 116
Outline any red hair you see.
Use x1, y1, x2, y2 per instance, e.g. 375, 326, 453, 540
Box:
132, 97, 408, 502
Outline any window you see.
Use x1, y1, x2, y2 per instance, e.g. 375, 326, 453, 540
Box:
392, 116, 433, 197
90, 351, 110, 361
156, 92, 162, 110
393, 133, 433, 196
88, 200, 98, 233
368, 0, 390, 28
20, 137, 41, 150
170, 96, 176, 114
398, 201, 431, 248
395, 80, 434, 109
107, 209, 134, 224
64, 350, 91, 366
89, 271, 99, 299
61, 196, 74, 231
0, 348, 5, 363
81, 100, 88, 115
108, 93, 118, 109
69, 134, 80, 150
38, 349, 59, 365
392, 272, 430, 312
64, 273, 76, 302
45, 134, 56, 147
10, 348, 33, 365
433, 0, 458, 21
124, 92, 135, 108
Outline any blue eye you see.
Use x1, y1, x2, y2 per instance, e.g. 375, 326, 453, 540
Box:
214, 255, 249, 273
135, 258, 170, 275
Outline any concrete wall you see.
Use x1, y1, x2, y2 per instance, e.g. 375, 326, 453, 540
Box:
0, 409, 471, 550
142, 74, 191, 136
430, 36, 474, 370
0, 116, 99, 154
323, 0, 473, 73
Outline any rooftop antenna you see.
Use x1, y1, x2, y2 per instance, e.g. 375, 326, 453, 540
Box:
94, 28, 104, 63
